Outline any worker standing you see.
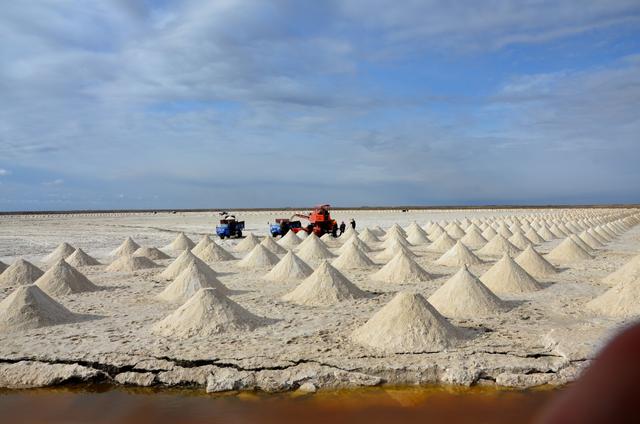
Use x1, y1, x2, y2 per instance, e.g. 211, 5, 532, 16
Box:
339, 221, 346, 235
350, 218, 356, 229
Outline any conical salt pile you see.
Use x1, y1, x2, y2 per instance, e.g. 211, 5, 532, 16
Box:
477, 234, 521, 257
332, 242, 375, 270
263, 251, 313, 282
234, 233, 261, 253
445, 223, 466, 239
481, 226, 498, 241
338, 236, 372, 254
277, 230, 301, 249
35, 259, 99, 296
111, 237, 140, 257
496, 223, 513, 238
435, 241, 483, 267
43, 242, 76, 265
65, 248, 101, 267
578, 231, 603, 250
460, 228, 488, 250
428, 266, 508, 318
152, 288, 266, 338
602, 254, 640, 286
282, 261, 367, 306
158, 261, 229, 304
0, 259, 44, 287
375, 240, 416, 262
586, 228, 607, 245
514, 245, 558, 278
359, 228, 381, 244
546, 237, 593, 264
165, 232, 196, 253
0, 285, 79, 332
191, 235, 213, 256
106, 254, 160, 272
381, 233, 411, 249
260, 236, 288, 255
159, 250, 217, 280
296, 236, 335, 263
133, 247, 171, 260
508, 232, 533, 250
195, 242, 235, 262
407, 231, 430, 245
480, 254, 542, 294
237, 244, 280, 269
587, 281, 640, 317
351, 292, 463, 353
537, 225, 555, 241
570, 234, 594, 253
524, 228, 545, 245
372, 250, 432, 283
426, 232, 456, 253
0, 260, 8, 274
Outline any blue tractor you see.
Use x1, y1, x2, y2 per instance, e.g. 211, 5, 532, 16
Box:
216, 216, 245, 239
270, 218, 302, 237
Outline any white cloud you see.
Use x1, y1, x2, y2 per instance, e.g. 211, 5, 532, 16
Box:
0, 168, 10, 176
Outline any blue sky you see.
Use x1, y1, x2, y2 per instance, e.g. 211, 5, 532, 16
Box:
1, 0, 639, 210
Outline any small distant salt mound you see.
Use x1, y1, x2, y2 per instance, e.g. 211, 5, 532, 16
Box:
549, 224, 567, 238
195, 242, 235, 262
133, 247, 171, 260
0, 260, 7, 274
407, 230, 430, 245
481, 226, 498, 241
477, 234, 521, 257
496, 223, 513, 238
587, 281, 640, 317
191, 235, 213, 256
282, 261, 367, 306
426, 233, 456, 253
602, 254, 640, 286
234, 233, 261, 253
381, 233, 411, 249
508, 232, 533, 250
428, 224, 445, 239
263, 251, 313, 282
595, 226, 616, 241
515, 245, 558, 278
578, 231, 603, 250
375, 240, 416, 261
237, 244, 280, 269
0, 285, 79, 332
110, 237, 140, 257
66, 248, 101, 267
165, 232, 196, 253
351, 292, 463, 353
372, 250, 432, 283
445, 223, 466, 239
106, 254, 159, 272
43, 242, 76, 265
296, 236, 335, 263
587, 228, 607, 245
332, 242, 375, 270
383, 224, 406, 239
480, 254, 543, 294
152, 288, 266, 338
359, 228, 381, 244
158, 261, 228, 304
260, 236, 287, 254
524, 228, 545, 245
546, 237, 594, 264
460, 228, 488, 250
537, 225, 555, 241
159, 250, 218, 280
569, 234, 594, 253
35, 259, 99, 296
435, 241, 483, 267
0, 259, 44, 287
428, 266, 508, 318
338, 236, 372, 254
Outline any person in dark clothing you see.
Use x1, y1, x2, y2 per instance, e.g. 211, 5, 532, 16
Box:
339, 221, 346, 235
350, 219, 356, 229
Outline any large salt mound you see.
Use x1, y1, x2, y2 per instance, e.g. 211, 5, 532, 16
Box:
234, 233, 261, 253
515, 245, 558, 278
296, 236, 335, 263
237, 244, 280, 269
106, 254, 159, 272
477, 234, 521, 257
351, 292, 463, 353
480, 254, 543, 294
569, 234, 594, 254
428, 266, 508, 318
165, 232, 196, 253
277, 231, 301, 250
587, 281, 640, 317
372, 250, 432, 283
195, 242, 235, 262
65, 248, 101, 267
263, 251, 313, 282
0, 259, 44, 287
426, 233, 457, 253
260, 236, 287, 255
159, 250, 217, 280
0, 285, 79, 332
460, 228, 488, 250
435, 241, 483, 267
134, 246, 171, 260
111, 237, 140, 257
152, 288, 266, 338
602, 254, 640, 286
508, 232, 533, 250
158, 261, 228, 304
43, 242, 76, 265
35, 259, 99, 296
332, 242, 375, 270
546, 237, 593, 264
191, 235, 213, 256
282, 261, 367, 306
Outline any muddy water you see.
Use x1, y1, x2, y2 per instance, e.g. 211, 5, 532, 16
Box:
0, 385, 559, 424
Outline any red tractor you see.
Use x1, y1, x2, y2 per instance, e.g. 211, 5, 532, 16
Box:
291, 204, 338, 237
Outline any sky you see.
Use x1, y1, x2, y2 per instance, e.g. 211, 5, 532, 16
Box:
1, 0, 639, 211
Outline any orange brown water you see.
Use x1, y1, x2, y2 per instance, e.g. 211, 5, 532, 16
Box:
0, 385, 559, 424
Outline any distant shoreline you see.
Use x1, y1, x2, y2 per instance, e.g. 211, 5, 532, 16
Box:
1, 204, 639, 215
